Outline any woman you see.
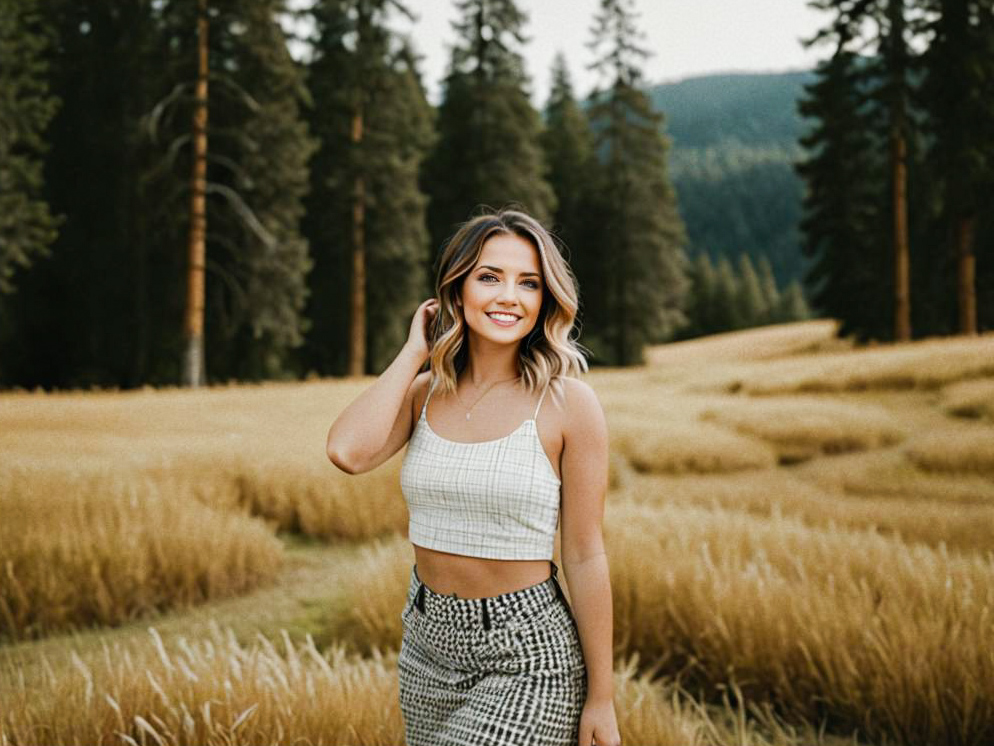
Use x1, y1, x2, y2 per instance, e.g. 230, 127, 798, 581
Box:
326, 208, 620, 746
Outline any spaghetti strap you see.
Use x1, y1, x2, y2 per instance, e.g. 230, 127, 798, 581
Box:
533, 379, 552, 420
421, 377, 436, 418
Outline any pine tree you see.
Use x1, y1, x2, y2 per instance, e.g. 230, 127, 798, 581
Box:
776, 280, 814, 322
796, 4, 890, 342
757, 255, 781, 324
878, 0, 915, 340
712, 256, 740, 331
423, 0, 555, 253
582, 0, 690, 365
302, 1, 433, 376
1, 0, 166, 388
540, 52, 593, 251
918, 0, 994, 335
0, 0, 61, 297
676, 250, 717, 339
150, 0, 318, 383
834, 0, 919, 341
735, 252, 767, 328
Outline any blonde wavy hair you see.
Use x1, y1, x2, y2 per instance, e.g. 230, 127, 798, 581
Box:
425, 207, 590, 405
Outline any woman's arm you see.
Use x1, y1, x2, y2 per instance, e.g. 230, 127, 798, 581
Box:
559, 378, 621, 746
326, 299, 437, 474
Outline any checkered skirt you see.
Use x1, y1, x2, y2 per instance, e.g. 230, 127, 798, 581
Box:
397, 564, 588, 745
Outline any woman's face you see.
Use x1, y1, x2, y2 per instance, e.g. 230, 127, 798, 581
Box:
458, 232, 545, 348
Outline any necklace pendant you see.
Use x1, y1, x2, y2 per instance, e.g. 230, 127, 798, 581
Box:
466, 412, 472, 420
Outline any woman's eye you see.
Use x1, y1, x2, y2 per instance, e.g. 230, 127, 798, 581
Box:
479, 274, 539, 289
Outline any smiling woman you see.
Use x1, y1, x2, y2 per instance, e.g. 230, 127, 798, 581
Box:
326, 207, 621, 746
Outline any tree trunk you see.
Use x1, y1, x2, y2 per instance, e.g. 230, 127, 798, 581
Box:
183, 0, 208, 387
955, 214, 977, 335
892, 127, 910, 341
348, 104, 366, 377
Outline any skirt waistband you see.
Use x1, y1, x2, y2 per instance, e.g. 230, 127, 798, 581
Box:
406, 562, 566, 631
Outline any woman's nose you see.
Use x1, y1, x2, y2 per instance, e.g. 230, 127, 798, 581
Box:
497, 280, 519, 302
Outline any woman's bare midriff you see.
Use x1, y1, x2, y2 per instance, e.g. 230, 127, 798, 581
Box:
412, 543, 553, 598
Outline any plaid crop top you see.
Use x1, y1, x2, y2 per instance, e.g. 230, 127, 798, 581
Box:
399, 376, 562, 560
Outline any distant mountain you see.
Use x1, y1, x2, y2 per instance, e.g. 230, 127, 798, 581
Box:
649, 69, 816, 148
646, 70, 818, 289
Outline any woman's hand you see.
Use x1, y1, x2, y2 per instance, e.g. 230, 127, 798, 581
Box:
578, 696, 621, 746
404, 298, 439, 364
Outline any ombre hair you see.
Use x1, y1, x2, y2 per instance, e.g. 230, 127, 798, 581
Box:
425, 207, 590, 405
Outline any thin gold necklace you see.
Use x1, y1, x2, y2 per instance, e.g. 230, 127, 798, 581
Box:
455, 375, 520, 420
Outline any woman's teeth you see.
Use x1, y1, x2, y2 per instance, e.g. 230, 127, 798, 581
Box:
487, 312, 519, 326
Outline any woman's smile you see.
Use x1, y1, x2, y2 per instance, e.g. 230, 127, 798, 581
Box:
486, 311, 521, 326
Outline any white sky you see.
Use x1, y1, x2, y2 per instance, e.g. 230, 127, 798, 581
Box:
394, 0, 830, 105
285, 1, 832, 105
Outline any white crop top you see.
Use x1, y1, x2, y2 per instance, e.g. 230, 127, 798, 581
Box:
399, 376, 562, 560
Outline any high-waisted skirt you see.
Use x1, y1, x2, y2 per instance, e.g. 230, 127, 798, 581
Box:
397, 561, 588, 746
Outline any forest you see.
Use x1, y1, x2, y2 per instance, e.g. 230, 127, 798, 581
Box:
0, 0, 991, 389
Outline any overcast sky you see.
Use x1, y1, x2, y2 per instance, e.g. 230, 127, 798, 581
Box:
386, 0, 830, 105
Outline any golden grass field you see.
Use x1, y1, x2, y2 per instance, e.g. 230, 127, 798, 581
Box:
2, 319, 993, 745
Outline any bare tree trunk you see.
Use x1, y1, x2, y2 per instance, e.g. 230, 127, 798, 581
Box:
183, 0, 209, 387
892, 128, 911, 341
885, 0, 911, 343
955, 214, 977, 335
348, 104, 366, 377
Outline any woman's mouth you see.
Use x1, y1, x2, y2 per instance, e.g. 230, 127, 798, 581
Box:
486, 312, 520, 327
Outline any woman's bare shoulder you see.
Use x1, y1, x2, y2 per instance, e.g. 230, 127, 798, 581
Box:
557, 377, 605, 435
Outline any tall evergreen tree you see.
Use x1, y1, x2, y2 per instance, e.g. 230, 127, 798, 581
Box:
582, 0, 690, 364
796, 5, 890, 342
0, 0, 60, 298
540, 52, 593, 252
918, 0, 994, 335
151, 0, 318, 382
676, 250, 717, 339
833, 0, 919, 340
712, 256, 740, 331
757, 255, 781, 324
2, 0, 163, 388
775, 280, 814, 323
302, 1, 434, 376
878, 0, 914, 341
423, 0, 555, 254
735, 252, 767, 328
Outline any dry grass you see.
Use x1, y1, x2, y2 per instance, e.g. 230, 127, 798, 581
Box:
679, 331, 994, 395
140, 451, 409, 541
902, 422, 994, 475
941, 377, 994, 421
320, 533, 413, 655
0, 623, 861, 746
623, 470, 994, 554
4, 323, 994, 744
697, 396, 907, 463
791, 447, 994, 506
0, 624, 405, 746
0, 466, 283, 643
606, 501, 994, 746
0, 381, 410, 544
646, 319, 847, 367
609, 413, 778, 474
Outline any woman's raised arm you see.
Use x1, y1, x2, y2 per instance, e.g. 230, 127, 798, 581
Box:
326, 298, 438, 474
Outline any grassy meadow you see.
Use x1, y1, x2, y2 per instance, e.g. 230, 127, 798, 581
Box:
2, 319, 993, 745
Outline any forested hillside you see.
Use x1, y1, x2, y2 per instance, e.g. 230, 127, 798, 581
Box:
648, 70, 816, 288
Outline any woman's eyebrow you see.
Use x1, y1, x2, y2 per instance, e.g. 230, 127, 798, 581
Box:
478, 264, 541, 278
